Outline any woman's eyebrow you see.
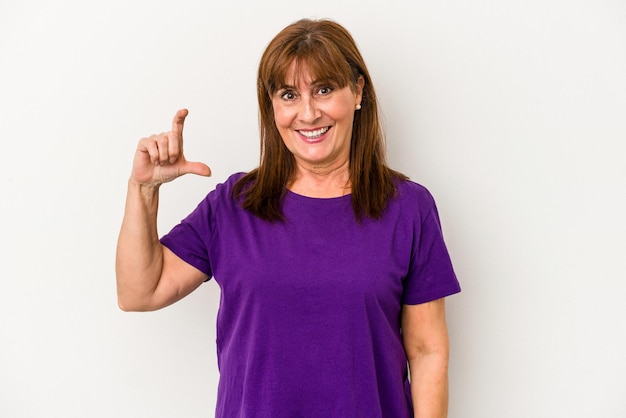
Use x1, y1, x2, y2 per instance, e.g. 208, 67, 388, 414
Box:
278, 83, 296, 90
275, 77, 336, 93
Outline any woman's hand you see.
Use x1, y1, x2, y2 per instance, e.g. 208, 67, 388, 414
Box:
116, 108, 212, 312
131, 109, 212, 186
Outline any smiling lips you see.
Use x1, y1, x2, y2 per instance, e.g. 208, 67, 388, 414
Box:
298, 126, 330, 141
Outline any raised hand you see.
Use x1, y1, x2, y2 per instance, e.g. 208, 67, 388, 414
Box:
131, 109, 212, 186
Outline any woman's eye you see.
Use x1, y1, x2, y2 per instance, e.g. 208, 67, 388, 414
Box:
280, 91, 296, 101
318, 86, 333, 95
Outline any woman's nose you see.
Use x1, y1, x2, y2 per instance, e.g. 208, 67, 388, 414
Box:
298, 97, 320, 123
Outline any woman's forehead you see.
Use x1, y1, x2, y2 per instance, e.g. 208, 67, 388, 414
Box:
280, 58, 345, 88
282, 61, 314, 85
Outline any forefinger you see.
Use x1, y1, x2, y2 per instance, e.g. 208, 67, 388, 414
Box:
172, 108, 189, 138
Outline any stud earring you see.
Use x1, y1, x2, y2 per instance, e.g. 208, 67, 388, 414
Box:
355, 104, 362, 110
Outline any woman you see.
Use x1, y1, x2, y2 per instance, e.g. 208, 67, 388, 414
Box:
116, 18, 460, 418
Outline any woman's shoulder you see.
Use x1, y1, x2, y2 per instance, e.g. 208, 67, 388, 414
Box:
394, 177, 437, 208
191, 172, 248, 212
221, 171, 248, 187
208, 172, 247, 196
387, 177, 446, 224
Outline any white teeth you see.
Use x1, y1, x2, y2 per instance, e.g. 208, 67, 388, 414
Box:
299, 127, 329, 139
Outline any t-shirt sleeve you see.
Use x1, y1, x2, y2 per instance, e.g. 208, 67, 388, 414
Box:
402, 189, 461, 305
160, 193, 214, 278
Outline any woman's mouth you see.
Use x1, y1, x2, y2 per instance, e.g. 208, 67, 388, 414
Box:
298, 126, 330, 140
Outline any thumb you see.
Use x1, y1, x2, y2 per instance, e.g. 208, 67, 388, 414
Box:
181, 161, 212, 177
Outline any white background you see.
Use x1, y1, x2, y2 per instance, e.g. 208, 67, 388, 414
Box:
1, 0, 625, 417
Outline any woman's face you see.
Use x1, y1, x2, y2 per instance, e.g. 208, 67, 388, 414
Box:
271, 61, 363, 175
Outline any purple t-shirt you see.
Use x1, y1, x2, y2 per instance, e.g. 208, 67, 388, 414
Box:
161, 173, 460, 418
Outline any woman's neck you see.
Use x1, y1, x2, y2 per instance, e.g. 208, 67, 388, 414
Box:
288, 160, 351, 198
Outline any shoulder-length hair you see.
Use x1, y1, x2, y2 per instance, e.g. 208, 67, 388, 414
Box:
233, 18, 406, 221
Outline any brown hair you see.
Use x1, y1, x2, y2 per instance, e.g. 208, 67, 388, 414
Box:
233, 18, 406, 221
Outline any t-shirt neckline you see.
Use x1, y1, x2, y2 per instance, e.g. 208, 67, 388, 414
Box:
285, 188, 352, 202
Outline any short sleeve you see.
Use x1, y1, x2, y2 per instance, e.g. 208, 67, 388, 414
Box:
402, 189, 461, 305
160, 193, 214, 278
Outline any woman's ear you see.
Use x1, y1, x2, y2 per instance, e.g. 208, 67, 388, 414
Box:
355, 75, 365, 103
354, 75, 365, 105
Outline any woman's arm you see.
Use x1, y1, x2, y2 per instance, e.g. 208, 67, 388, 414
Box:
115, 109, 211, 311
401, 298, 450, 418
